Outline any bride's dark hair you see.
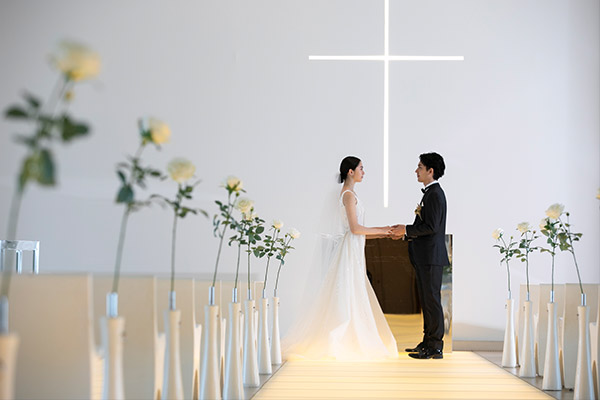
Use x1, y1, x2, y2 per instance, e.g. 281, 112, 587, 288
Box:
338, 156, 361, 183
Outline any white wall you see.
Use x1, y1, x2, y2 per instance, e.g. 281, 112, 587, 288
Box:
0, 0, 598, 341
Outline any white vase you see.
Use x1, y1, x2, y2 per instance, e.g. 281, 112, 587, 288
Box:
519, 300, 536, 377
199, 305, 221, 400
162, 309, 184, 400
101, 316, 125, 400
222, 302, 243, 400
0, 333, 19, 400
243, 300, 259, 387
543, 302, 562, 390
574, 305, 594, 400
257, 297, 272, 375
270, 297, 282, 365
502, 298, 518, 368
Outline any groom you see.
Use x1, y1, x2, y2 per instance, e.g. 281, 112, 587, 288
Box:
392, 152, 449, 360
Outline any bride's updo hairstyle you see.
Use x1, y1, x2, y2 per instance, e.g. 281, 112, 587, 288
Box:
338, 156, 361, 183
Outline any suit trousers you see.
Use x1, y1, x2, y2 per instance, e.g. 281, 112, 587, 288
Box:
414, 264, 444, 351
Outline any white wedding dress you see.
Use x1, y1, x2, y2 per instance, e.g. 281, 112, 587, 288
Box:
282, 190, 398, 361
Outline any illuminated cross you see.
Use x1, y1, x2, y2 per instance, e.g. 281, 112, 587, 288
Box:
309, 0, 464, 207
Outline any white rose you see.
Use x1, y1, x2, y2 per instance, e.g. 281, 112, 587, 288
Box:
52, 40, 101, 81
225, 176, 243, 192
516, 222, 531, 234
235, 197, 253, 214
492, 228, 503, 240
148, 118, 171, 144
545, 203, 564, 220
272, 219, 284, 230
167, 158, 195, 183
289, 228, 301, 239
539, 218, 549, 231
243, 211, 258, 221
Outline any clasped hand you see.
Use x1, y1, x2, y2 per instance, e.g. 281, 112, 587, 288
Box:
380, 224, 405, 239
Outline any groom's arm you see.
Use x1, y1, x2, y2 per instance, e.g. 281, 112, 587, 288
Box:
405, 191, 444, 238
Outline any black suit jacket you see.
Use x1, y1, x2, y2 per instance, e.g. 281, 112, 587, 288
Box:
406, 182, 450, 267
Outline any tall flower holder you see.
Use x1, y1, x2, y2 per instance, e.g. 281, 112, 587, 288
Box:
519, 299, 536, 377
270, 297, 282, 365
0, 332, 19, 400
162, 293, 184, 400
199, 295, 221, 400
574, 295, 594, 400
243, 298, 259, 387
502, 297, 518, 367
222, 290, 243, 400
101, 316, 125, 400
543, 298, 562, 390
258, 295, 272, 375
102, 293, 125, 400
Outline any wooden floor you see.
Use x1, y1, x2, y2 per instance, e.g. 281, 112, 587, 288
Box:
253, 314, 552, 400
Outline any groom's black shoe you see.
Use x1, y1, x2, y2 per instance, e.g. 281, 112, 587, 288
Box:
408, 348, 443, 359
404, 342, 425, 353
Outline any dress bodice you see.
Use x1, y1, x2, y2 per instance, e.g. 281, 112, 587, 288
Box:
339, 190, 364, 232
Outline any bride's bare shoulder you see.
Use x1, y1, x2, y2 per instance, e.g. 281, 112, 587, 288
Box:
341, 190, 357, 205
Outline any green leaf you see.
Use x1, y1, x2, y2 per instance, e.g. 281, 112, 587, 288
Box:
61, 116, 90, 141
116, 185, 134, 203
37, 149, 56, 186
5, 106, 29, 119
22, 92, 41, 109
117, 170, 127, 183
18, 157, 32, 191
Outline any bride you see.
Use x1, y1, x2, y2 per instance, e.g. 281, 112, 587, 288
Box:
282, 156, 399, 360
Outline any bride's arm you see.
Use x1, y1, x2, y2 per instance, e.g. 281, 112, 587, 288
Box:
343, 192, 391, 236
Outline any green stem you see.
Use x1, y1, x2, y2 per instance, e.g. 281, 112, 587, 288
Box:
564, 215, 584, 296
111, 207, 131, 293
170, 209, 178, 294
0, 190, 23, 299
551, 251, 555, 296
525, 258, 530, 296
505, 260, 511, 295
263, 230, 279, 290
212, 192, 233, 287
247, 239, 251, 298
274, 260, 283, 296
234, 243, 241, 290
111, 143, 145, 294
500, 236, 511, 295
5, 188, 23, 241
273, 237, 292, 296
525, 232, 530, 296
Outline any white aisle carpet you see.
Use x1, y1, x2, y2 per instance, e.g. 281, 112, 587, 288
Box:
254, 314, 551, 399
253, 352, 552, 399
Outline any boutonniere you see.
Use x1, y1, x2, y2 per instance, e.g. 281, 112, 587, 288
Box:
415, 203, 423, 219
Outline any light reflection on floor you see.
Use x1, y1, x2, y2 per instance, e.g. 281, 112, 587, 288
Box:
253, 314, 552, 399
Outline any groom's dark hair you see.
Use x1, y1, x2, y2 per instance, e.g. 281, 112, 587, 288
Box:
419, 152, 445, 180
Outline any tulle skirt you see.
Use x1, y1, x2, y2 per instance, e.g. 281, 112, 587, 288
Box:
282, 232, 398, 361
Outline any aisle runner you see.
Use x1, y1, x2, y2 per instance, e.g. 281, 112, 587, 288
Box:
253, 352, 552, 399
